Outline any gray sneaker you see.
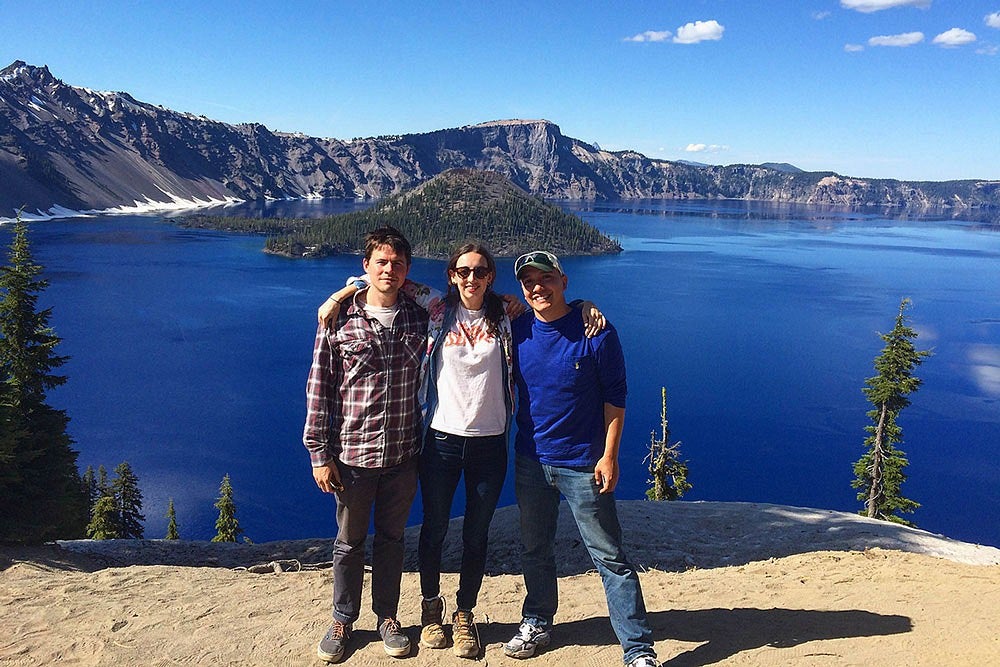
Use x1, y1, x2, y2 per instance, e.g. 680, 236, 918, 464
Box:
626, 656, 660, 667
317, 621, 351, 663
503, 620, 551, 658
378, 617, 411, 657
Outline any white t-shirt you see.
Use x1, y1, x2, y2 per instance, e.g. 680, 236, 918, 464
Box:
429, 305, 506, 437
363, 302, 398, 329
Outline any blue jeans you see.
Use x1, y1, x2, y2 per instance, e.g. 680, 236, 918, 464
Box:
418, 428, 507, 611
515, 454, 654, 664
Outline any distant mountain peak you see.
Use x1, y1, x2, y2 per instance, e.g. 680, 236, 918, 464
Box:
760, 162, 804, 174
1, 60, 57, 85
470, 119, 556, 128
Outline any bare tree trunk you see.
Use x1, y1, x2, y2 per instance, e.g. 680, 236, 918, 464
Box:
866, 403, 889, 519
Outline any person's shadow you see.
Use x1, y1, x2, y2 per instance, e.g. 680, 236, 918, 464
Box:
480, 607, 911, 665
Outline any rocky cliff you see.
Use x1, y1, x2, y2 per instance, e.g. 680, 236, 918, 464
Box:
3, 60, 998, 218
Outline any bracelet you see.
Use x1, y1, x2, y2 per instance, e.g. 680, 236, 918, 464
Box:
328, 295, 342, 305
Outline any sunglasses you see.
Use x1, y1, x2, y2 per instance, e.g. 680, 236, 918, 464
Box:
514, 250, 562, 276
452, 266, 491, 280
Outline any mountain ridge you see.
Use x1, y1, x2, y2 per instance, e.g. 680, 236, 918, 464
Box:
3, 60, 999, 219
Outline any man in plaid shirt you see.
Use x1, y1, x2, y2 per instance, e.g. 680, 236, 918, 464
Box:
304, 227, 429, 663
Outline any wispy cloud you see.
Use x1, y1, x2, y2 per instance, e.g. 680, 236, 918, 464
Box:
813, 11, 832, 20
933, 28, 977, 47
673, 20, 725, 44
841, 0, 931, 13
868, 31, 925, 46
986, 12, 1000, 29
976, 44, 999, 55
625, 30, 672, 43
625, 20, 724, 45
844, 43, 866, 52
684, 143, 728, 153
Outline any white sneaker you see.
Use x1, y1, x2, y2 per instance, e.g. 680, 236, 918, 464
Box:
626, 656, 660, 667
503, 621, 551, 658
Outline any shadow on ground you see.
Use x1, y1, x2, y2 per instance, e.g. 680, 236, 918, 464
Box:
479, 607, 912, 666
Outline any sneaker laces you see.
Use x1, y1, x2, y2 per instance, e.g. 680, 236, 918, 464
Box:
381, 618, 402, 635
517, 622, 538, 641
327, 622, 348, 640
454, 611, 473, 632
630, 657, 658, 667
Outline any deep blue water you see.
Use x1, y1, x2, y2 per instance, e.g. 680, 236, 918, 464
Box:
6, 200, 999, 546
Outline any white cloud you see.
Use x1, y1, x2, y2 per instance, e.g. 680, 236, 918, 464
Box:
976, 44, 999, 55
844, 43, 866, 52
841, 0, 931, 13
986, 12, 1000, 28
868, 31, 925, 46
625, 30, 672, 43
933, 27, 977, 47
683, 143, 728, 153
673, 20, 725, 44
813, 11, 832, 20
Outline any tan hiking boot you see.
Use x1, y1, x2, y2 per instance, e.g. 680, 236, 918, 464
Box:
452, 609, 480, 659
419, 596, 447, 649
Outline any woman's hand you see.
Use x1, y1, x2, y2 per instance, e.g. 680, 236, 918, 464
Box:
318, 283, 360, 327
318, 296, 342, 327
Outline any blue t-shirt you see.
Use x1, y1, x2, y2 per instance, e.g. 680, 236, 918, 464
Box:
512, 310, 627, 467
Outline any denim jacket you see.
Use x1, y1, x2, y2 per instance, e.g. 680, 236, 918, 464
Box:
401, 280, 516, 443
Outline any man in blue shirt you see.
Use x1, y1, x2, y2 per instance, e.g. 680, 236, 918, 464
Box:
504, 251, 659, 667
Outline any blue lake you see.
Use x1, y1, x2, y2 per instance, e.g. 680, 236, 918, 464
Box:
9, 200, 1000, 546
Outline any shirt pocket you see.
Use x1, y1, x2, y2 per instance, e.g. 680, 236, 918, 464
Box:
398, 332, 426, 368
338, 339, 379, 378
558, 354, 596, 388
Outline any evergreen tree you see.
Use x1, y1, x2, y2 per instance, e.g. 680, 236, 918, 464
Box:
112, 461, 145, 539
96, 464, 109, 496
81, 465, 99, 520
0, 215, 87, 542
852, 298, 931, 525
165, 498, 180, 540
87, 494, 119, 540
212, 474, 243, 542
645, 387, 691, 501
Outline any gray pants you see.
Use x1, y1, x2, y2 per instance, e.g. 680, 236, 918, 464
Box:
331, 456, 418, 624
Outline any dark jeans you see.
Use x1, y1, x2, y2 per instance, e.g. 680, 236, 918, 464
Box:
417, 427, 507, 611
331, 455, 418, 625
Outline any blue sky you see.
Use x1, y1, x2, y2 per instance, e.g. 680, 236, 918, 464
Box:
3, 1, 999, 181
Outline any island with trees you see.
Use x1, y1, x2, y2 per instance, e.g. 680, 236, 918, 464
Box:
182, 169, 622, 259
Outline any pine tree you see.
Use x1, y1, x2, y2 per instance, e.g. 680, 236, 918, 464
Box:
81, 465, 99, 521
0, 215, 87, 542
852, 298, 931, 525
644, 387, 691, 501
165, 498, 180, 540
112, 461, 145, 539
96, 464, 109, 496
87, 494, 119, 540
212, 474, 243, 542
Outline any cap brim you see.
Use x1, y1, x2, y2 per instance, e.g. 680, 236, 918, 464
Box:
515, 261, 560, 278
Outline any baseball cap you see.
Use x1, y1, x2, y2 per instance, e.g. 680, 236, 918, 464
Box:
514, 250, 564, 278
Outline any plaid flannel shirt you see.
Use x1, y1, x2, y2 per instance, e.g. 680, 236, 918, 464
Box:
303, 289, 429, 469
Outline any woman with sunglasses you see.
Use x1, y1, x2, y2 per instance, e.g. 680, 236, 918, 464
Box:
317, 242, 603, 659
